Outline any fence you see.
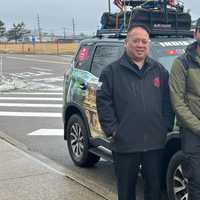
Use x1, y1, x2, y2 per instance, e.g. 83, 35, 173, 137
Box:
0, 42, 78, 55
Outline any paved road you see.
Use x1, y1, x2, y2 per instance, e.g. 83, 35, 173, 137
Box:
0, 54, 119, 196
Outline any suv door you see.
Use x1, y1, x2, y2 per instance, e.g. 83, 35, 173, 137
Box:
83, 43, 124, 139
67, 44, 95, 104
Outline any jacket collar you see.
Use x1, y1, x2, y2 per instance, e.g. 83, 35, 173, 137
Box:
186, 42, 200, 65
119, 52, 153, 77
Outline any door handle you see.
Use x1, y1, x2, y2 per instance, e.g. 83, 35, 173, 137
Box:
79, 82, 87, 90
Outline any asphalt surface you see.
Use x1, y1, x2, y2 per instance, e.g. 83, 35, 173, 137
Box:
0, 54, 119, 197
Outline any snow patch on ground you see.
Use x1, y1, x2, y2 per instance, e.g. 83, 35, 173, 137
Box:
0, 75, 27, 91
0, 75, 63, 92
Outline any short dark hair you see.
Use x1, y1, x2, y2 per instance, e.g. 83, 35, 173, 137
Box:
127, 23, 150, 35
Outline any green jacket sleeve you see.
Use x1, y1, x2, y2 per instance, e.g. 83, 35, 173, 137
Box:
169, 58, 200, 135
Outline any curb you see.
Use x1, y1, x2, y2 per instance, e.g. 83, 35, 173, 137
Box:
0, 131, 116, 200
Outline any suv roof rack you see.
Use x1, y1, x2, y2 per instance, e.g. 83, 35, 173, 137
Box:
100, 0, 193, 38
96, 29, 127, 39
150, 29, 193, 37
96, 28, 193, 38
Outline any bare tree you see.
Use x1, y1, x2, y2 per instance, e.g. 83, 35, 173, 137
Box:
6, 22, 31, 43
0, 20, 6, 38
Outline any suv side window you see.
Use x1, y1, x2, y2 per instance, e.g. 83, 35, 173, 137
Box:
91, 45, 123, 77
74, 45, 94, 71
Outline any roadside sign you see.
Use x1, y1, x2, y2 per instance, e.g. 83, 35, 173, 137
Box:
32, 35, 36, 44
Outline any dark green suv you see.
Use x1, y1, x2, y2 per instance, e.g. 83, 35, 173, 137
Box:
63, 34, 193, 200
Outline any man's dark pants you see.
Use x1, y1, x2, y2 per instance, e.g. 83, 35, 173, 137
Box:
182, 153, 200, 200
113, 150, 163, 200
181, 128, 200, 200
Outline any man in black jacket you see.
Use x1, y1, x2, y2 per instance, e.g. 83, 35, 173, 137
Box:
96, 24, 174, 200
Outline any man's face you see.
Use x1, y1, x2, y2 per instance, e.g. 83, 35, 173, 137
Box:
194, 28, 200, 47
124, 27, 150, 62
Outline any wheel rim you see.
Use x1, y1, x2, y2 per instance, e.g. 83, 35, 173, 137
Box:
173, 164, 188, 200
69, 122, 84, 160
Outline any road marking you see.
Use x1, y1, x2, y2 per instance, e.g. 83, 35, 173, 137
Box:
31, 67, 53, 72
39, 88, 63, 91
6, 56, 68, 65
0, 92, 62, 95
0, 97, 62, 101
32, 76, 63, 82
10, 71, 52, 77
0, 103, 62, 108
28, 129, 63, 136
0, 111, 61, 117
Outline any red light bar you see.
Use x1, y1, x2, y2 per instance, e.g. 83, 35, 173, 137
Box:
165, 50, 177, 55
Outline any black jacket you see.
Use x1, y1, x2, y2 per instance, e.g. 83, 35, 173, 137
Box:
96, 53, 174, 153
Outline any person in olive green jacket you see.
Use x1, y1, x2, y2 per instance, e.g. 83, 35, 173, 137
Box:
170, 18, 200, 200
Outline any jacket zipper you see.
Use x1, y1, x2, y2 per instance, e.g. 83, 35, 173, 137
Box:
140, 78, 148, 151
142, 66, 156, 151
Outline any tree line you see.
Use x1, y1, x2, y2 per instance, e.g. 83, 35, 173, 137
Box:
0, 20, 31, 43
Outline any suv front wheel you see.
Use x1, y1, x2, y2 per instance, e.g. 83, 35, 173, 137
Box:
66, 114, 100, 167
167, 151, 188, 200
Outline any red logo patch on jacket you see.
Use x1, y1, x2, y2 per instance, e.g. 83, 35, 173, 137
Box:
153, 77, 160, 88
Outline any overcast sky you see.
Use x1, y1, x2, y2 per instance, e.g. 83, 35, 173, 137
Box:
0, 0, 198, 35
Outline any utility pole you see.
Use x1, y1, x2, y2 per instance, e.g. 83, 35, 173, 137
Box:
123, 0, 126, 31
33, 27, 37, 39
0, 55, 3, 77
63, 27, 66, 39
108, 0, 111, 13
72, 18, 75, 37
163, 0, 168, 22
37, 14, 42, 42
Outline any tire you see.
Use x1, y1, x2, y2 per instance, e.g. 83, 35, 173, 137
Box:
66, 114, 100, 167
166, 151, 188, 200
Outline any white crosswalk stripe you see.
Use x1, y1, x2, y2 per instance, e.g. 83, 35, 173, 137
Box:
0, 97, 62, 101
28, 129, 63, 136
0, 91, 63, 118
0, 103, 62, 108
0, 92, 62, 95
0, 111, 61, 117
